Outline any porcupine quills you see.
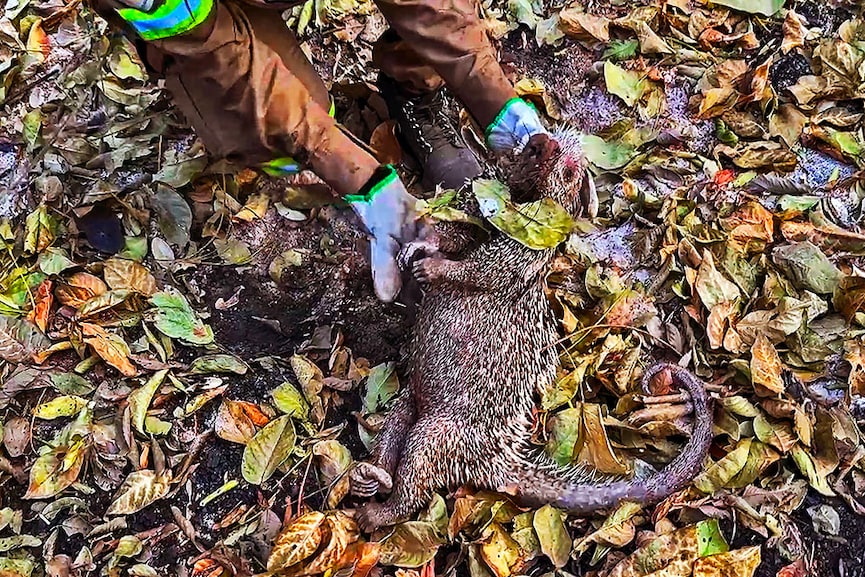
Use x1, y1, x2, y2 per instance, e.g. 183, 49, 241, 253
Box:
349, 129, 714, 531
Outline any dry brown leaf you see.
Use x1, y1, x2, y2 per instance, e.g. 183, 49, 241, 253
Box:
103, 258, 158, 296
750, 333, 784, 395
781, 9, 807, 54
707, 301, 736, 349
559, 9, 610, 41
55, 272, 107, 308
267, 511, 328, 572
81, 322, 137, 377
215, 399, 258, 445
370, 121, 402, 166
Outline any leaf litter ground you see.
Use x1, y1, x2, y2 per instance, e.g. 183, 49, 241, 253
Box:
3, 1, 865, 577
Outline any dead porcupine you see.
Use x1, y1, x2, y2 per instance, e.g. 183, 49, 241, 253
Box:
351, 129, 714, 531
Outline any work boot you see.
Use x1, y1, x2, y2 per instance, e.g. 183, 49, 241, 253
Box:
377, 74, 483, 191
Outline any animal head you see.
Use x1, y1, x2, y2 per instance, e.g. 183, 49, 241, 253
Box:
508, 128, 593, 219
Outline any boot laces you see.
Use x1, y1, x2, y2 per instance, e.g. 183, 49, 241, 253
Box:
402, 91, 463, 156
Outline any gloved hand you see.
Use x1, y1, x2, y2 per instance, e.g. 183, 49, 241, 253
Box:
486, 98, 549, 154
347, 165, 421, 303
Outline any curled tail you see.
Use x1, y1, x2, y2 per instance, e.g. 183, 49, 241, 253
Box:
507, 363, 713, 513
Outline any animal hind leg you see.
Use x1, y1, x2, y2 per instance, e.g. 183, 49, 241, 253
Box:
350, 387, 416, 497
356, 417, 451, 532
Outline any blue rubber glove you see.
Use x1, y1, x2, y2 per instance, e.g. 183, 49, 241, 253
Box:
486, 98, 549, 154
348, 166, 421, 303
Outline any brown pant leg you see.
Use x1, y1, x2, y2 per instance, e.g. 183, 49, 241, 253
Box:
373, 29, 445, 95
372, 0, 516, 127
96, 0, 378, 196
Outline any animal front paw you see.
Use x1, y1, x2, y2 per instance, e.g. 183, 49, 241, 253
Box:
411, 257, 448, 287
349, 462, 393, 498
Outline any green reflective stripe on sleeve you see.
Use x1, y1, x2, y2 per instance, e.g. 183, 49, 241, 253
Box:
116, 0, 214, 41
345, 165, 397, 204
329, 99, 336, 118
261, 156, 301, 176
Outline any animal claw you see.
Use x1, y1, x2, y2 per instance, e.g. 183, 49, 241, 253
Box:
349, 462, 393, 498
398, 240, 438, 272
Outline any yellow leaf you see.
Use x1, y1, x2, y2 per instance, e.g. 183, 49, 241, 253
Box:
693, 546, 761, 577
532, 505, 570, 568
750, 333, 784, 395
24, 438, 87, 499
214, 399, 258, 445
33, 396, 88, 420
128, 369, 169, 434
233, 193, 269, 222
479, 522, 522, 577
267, 512, 326, 572
106, 469, 173, 515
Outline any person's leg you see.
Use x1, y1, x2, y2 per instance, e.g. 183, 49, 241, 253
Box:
370, 29, 484, 191
373, 0, 514, 129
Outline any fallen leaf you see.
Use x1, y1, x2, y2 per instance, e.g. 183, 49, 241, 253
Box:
379, 521, 445, 568
604, 61, 647, 107
0, 315, 51, 363
23, 205, 55, 254
574, 501, 641, 555
81, 323, 138, 377
24, 438, 87, 499
370, 121, 402, 165
241, 415, 296, 485
532, 505, 570, 568
267, 512, 327, 572
128, 369, 169, 434
580, 134, 636, 170
149, 288, 214, 345
473, 179, 574, 250
106, 469, 172, 515
693, 546, 761, 577
55, 272, 107, 308
33, 396, 88, 420
707, 0, 783, 16
750, 333, 785, 395
772, 242, 842, 295
103, 258, 158, 296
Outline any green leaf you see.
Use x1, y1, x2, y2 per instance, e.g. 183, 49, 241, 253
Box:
272, 381, 310, 420
37, 248, 75, 275
533, 504, 571, 568
0, 535, 41, 552
709, 0, 785, 16
378, 521, 445, 568
242, 415, 296, 485
22, 108, 41, 153
0, 315, 51, 364
49, 373, 94, 400
546, 407, 581, 466
189, 354, 248, 375
154, 143, 208, 188
772, 241, 842, 295
603, 61, 646, 107
151, 186, 192, 248
602, 39, 639, 61
696, 519, 729, 557
580, 134, 636, 170
0, 557, 34, 577
23, 205, 56, 254
473, 179, 574, 250
119, 236, 148, 261
128, 369, 168, 435
149, 288, 214, 345
363, 362, 399, 414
